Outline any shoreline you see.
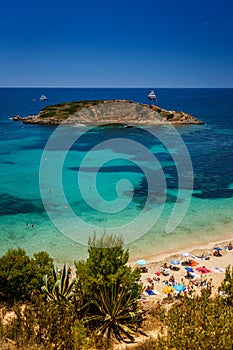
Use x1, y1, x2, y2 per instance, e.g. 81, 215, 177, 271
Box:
128, 232, 233, 266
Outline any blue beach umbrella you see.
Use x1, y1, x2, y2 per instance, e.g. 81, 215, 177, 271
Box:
214, 247, 222, 251
185, 267, 194, 272
174, 284, 186, 292
137, 259, 147, 266
170, 259, 180, 265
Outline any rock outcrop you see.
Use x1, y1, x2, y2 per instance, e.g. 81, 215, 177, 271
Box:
13, 99, 204, 126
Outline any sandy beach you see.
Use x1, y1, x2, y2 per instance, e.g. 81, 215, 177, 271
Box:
130, 237, 233, 301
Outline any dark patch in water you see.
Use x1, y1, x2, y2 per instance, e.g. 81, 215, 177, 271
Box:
1, 160, 16, 165
20, 141, 47, 150
0, 150, 11, 156
132, 175, 179, 204
192, 189, 233, 199
68, 165, 144, 173
0, 193, 44, 216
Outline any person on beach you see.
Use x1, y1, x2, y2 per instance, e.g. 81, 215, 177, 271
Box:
67, 266, 72, 277
145, 285, 155, 295
147, 277, 153, 284
225, 242, 232, 250
161, 262, 171, 276
153, 276, 160, 283
200, 254, 210, 260
163, 262, 172, 269
169, 275, 175, 284
213, 250, 222, 257
186, 270, 194, 279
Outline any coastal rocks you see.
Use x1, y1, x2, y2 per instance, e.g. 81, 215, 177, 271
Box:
13, 115, 38, 122
12, 100, 204, 126
12, 115, 21, 121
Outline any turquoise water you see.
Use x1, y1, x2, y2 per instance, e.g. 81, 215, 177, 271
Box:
0, 88, 233, 265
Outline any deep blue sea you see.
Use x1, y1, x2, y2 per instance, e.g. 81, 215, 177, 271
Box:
0, 88, 233, 265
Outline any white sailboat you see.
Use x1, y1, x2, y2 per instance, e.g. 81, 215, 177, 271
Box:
40, 94, 47, 101
148, 90, 157, 101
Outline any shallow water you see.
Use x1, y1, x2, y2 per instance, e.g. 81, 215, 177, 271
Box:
0, 88, 232, 264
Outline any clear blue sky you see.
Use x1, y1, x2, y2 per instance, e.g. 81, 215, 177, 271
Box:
1, 0, 233, 87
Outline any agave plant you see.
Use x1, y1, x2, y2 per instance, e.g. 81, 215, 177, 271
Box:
41, 265, 76, 304
85, 281, 144, 347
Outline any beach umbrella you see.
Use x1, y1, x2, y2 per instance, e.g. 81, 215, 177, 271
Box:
174, 284, 186, 292
163, 285, 174, 294
214, 247, 222, 251
185, 267, 194, 272
136, 259, 147, 266
182, 252, 191, 257
170, 259, 180, 265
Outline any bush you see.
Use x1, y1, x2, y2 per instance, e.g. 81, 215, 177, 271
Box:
74, 233, 143, 345
75, 234, 142, 314
0, 248, 53, 305
1, 298, 101, 350
130, 291, 233, 350
219, 265, 233, 304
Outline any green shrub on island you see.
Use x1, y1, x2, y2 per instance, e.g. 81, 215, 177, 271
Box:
40, 100, 104, 119
0, 248, 53, 305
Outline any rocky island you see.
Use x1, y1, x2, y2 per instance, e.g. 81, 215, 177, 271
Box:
13, 99, 204, 126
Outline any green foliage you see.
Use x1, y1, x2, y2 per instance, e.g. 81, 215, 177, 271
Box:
40, 100, 103, 119
0, 248, 53, 305
1, 298, 102, 350
4, 300, 78, 350
41, 265, 76, 304
131, 292, 233, 350
76, 233, 141, 287
73, 233, 143, 347
85, 281, 144, 347
219, 265, 233, 304
33, 251, 53, 270
75, 233, 142, 318
72, 321, 97, 350
1, 243, 232, 349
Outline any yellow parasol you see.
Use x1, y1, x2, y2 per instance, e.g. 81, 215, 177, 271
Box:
163, 285, 174, 294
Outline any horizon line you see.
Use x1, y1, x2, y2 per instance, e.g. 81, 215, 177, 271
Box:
0, 86, 233, 89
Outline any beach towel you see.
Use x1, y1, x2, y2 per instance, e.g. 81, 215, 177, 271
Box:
145, 289, 155, 295
196, 267, 211, 274
155, 272, 161, 276
196, 255, 210, 260
212, 266, 225, 273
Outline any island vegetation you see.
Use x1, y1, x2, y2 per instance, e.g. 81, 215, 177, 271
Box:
13, 99, 204, 126
0, 233, 232, 349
